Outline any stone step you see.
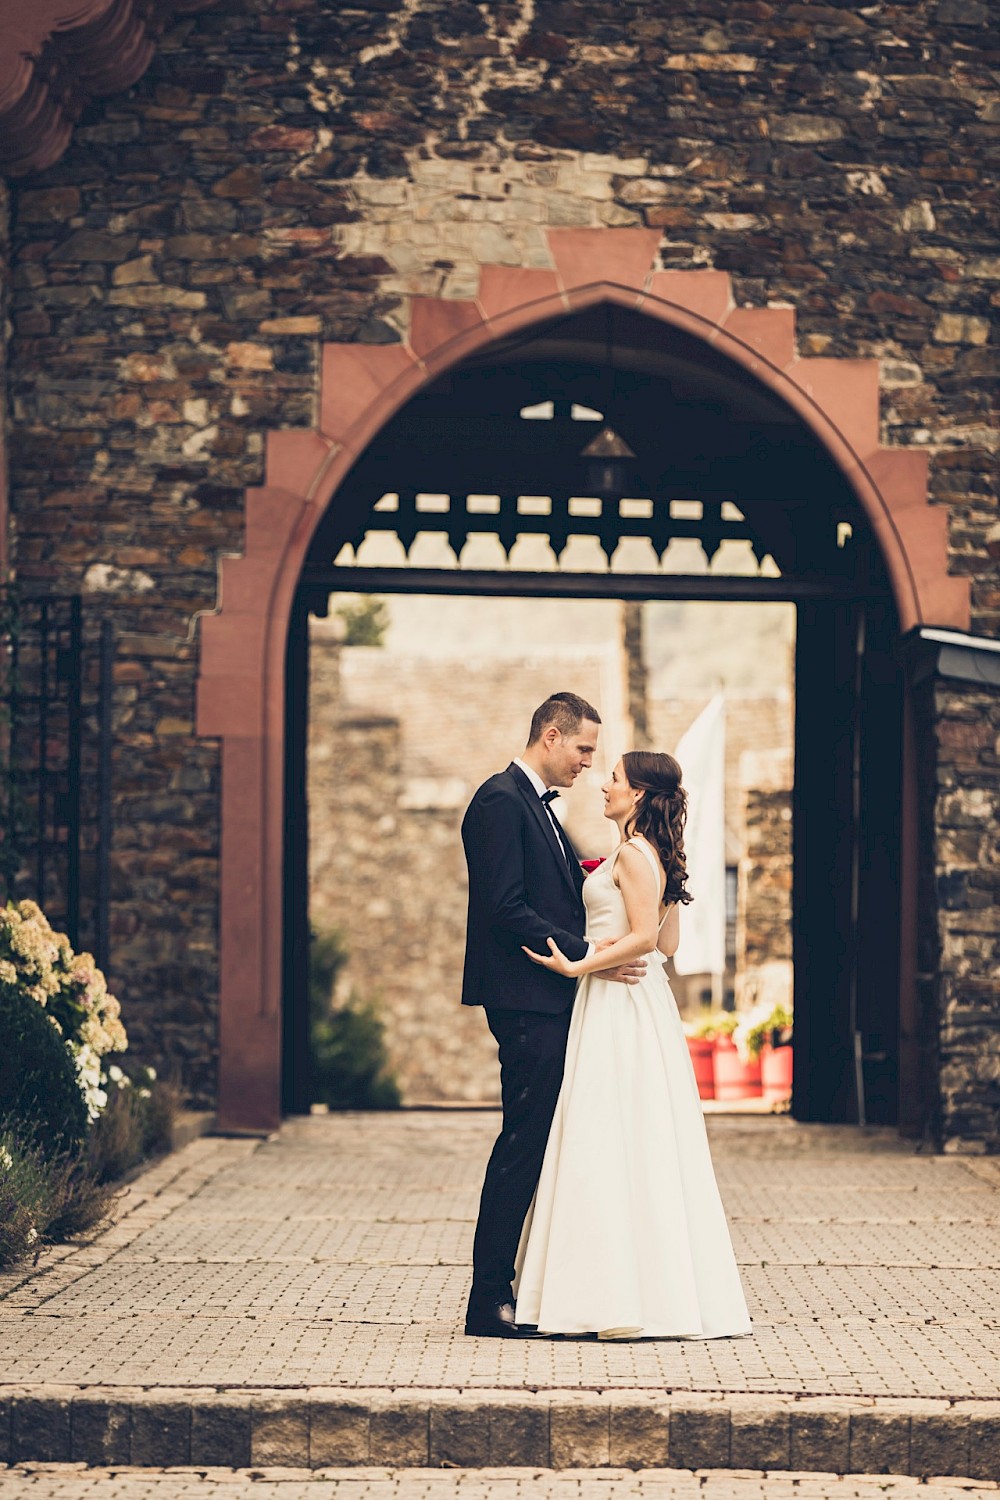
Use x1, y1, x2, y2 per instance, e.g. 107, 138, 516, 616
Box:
1, 1466, 996, 1500
3, 1388, 998, 1479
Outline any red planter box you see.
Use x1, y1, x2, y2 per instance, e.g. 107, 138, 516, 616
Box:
686, 1036, 715, 1100
713, 1035, 762, 1101
761, 1042, 793, 1103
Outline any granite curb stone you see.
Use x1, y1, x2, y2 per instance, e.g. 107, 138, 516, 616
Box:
1, 1387, 992, 1474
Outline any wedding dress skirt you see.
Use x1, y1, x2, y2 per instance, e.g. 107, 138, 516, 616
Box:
514, 839, 752, 1340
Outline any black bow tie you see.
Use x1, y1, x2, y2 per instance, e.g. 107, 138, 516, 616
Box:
540, 789, 560, 805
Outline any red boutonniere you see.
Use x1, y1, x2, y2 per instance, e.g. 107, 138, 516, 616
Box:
580, 858, 605, 874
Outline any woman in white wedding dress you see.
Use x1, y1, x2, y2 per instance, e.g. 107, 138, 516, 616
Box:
515, 750, 752, 1341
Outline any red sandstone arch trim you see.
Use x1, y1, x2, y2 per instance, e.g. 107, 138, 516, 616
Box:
198, 227, 968, 1131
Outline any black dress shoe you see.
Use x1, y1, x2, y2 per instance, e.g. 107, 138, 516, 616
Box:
464, 1299, 533, 1338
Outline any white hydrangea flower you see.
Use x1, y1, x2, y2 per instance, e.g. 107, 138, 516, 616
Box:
0, 1146, 13, 1172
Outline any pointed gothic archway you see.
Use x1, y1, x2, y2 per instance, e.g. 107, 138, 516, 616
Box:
197, 228, 969, 1133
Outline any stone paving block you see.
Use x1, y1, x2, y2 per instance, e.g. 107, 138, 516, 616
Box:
250, 1392, 309, 1467
429, 1397, 489, 1467
789, 1400, 856, 1473
909, 1411, 970, 1478
488, 1399, 549, 1467
966, 1405, 1000, 1482
730, 1403, 791, 1470
609, 1394, 670, 1469
11, 1393, 71, 1462
670, 1401, 731, 1470
368, 1395, 429, 1466
849, 1410, 911, 1474
307, 1392, 370, 1467
69, 1390, 131, 1465
190, 1393, 251, 1467
129, 1391, 192, 1466
550, 1395, 611, 1469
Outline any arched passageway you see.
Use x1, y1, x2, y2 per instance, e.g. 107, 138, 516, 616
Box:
195, 234, 968, 1134
286, 302, 903, 1129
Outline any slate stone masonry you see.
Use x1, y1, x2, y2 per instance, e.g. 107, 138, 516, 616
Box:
1, 1, 997, 1137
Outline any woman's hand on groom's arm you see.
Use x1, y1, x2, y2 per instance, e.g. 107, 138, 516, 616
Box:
467, 787, 589, 963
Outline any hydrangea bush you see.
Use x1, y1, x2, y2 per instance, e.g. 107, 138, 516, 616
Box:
0, 900, 127, 1120
0, 901, 178, 1272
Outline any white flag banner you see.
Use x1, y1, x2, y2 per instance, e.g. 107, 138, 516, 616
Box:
672, 693, 726, 977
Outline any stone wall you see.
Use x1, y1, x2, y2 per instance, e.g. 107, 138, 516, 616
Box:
736, 750, 794, 1014
308, 624, 630, 1102
931, 677, 1000, 1153
0, 179, 8, 570
308, 637, 492, 1103
3, 1, 998, 1136
648, 696, 794, 859
333, 641, 630, 856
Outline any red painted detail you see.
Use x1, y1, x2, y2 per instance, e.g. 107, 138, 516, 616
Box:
0, 0, 214, 176
761, 1043, 794, 1104
686, 1036, 716, 1101
713, 1036, 762, 1102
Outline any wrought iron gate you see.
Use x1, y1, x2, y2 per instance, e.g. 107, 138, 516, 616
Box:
1, 591, 113, 961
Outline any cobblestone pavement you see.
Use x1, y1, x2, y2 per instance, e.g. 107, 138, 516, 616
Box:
2, 1113, 999, 1401
1, 1469, 998, 1500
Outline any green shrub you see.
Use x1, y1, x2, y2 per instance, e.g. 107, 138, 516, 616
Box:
0, 1135, 48, 1266
0, 897, 173, 1273
85, 1080, 146, 1182
0, 900, 126, 1123
0, 981, 88, 1150
139, 1075, 178, 1158
335, 595, 389, 646
310, 926, 401, 1110
0, 1192, 38, 1268
86, 1066, 177, 1184
0, 1133, 117, 1267
41, 1154, 119, 1242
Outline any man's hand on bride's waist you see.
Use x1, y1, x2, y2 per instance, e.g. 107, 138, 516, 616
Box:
593, 935, 647, 985
521, 935, 647, 985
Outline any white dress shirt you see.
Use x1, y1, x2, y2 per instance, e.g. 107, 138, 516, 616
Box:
513, 758, 594, 959
513, 757, 572, 863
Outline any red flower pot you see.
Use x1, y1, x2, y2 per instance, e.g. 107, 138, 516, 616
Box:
712, 1035, 762, 1101
686, 1036, 715, 1100
761, 1042, 793, 1103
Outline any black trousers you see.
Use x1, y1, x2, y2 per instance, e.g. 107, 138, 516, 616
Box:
469, 1006, 573, 1310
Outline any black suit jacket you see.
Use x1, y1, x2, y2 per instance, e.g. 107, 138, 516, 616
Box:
461, 762, 590, 1014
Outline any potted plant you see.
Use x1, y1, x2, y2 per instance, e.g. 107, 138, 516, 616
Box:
714, 1012, 762, 1102
755, 1003, 793, 1103
731, 1002, 793, 1105
683, 1013, 737, 1100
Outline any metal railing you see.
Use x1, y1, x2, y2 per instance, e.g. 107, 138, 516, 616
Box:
1, 590, 112, 960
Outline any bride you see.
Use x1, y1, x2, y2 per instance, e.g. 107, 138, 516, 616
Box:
515, 750, 752, 1340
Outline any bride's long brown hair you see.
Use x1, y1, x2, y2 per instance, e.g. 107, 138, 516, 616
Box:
622, 750, 693, 907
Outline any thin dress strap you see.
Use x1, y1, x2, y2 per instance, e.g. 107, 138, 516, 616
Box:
623, 838, 674, 933
612, 836, 665, 900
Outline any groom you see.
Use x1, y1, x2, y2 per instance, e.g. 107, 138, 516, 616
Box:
461, 690, 644, 1338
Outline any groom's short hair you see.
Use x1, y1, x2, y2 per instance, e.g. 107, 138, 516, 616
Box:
527, 691, 601, 745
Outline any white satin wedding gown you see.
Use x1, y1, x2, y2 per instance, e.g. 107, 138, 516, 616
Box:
514, 837, 752, 1339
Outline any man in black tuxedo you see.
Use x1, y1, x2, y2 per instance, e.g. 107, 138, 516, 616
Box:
461, 690, 644, 1338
